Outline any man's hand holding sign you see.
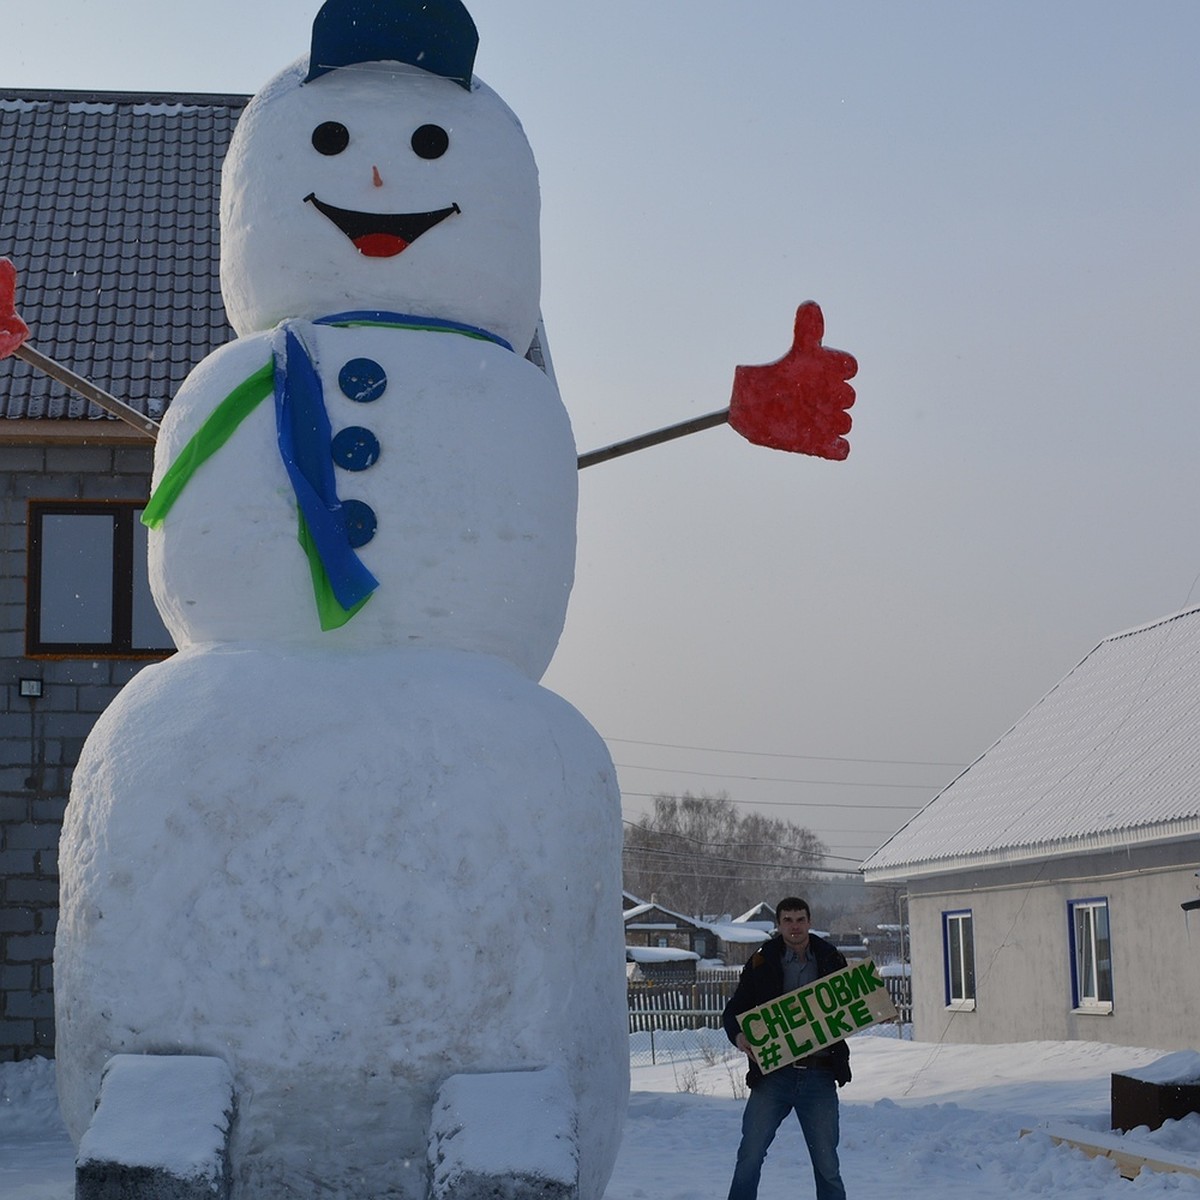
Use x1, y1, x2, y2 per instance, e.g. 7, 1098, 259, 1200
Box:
736, 959, 897, 1074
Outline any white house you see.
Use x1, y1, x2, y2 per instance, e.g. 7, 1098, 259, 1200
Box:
862, 606, 1200, 1050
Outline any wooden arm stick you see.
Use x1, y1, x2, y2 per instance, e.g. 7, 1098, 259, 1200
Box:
13, 343, 161, 439
577, 408, 729, 469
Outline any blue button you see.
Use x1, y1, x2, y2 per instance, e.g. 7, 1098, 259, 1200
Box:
332, 426, 381, 471
338, 358, 387, 403
342, 500, 377, 548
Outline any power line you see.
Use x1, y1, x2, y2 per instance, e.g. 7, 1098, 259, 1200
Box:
619, 822, 899, 854
620, 789, 923, 812
622, 861, 877, 882
606, 735, 963, 769
623, 856, 863, 878
624, 845, 865, 870
623, 847, 830, 871
620, 820, 822, 856
614, 762, 943, 789
620, 829, 866, 871
807, 826, 911, 835
623, 845, 817, 871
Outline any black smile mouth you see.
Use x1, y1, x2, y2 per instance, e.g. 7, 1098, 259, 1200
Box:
303, 194, 461, 258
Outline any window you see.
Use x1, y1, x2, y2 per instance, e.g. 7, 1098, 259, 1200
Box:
942, 909, 976, 1010
1069, 898, 1113, 1012
26, 501, 174, 657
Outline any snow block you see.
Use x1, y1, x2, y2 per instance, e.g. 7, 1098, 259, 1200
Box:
76, 1055, 236, 1200
1112, 1052, 1200, 1133
428, 1067, 579, 1200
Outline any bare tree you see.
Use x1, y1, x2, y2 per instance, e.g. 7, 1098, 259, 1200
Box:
623, 791, 827, 919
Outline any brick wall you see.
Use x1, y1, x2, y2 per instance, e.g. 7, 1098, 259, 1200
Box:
0, 437, 157, 1061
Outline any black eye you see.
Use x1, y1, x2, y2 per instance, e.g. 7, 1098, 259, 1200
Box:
312, 122, 350, 156
411, 124, 449, 160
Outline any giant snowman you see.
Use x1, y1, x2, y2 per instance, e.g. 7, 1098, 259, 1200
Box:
54, 1, 627, 1196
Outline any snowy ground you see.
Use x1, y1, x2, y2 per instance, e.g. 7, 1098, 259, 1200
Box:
4, 1030, 1200, 1198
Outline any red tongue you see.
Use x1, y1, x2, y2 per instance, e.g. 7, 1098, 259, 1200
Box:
354, 233, 409, 258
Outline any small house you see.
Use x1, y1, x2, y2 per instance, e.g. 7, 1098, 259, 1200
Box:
862, 607, 1200, 1051
623, 900, 714, 960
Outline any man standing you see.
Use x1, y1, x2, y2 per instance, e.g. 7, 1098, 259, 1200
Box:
723, 897, 850, 1200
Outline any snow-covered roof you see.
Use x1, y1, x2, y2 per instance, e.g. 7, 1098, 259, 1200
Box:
0, 90, 246, 424
863, 606, 1200, 882
1117, 1050, 1200, 1086
703, 921, 773, 945
621, 903, 661, 922
732, 902, 775, 924
623, 901, 770, 945
625, 945, 700, 964
622, 900, 711, 931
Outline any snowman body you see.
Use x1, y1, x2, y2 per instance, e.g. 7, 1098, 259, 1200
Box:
147, 321, 577, 673
55, 34, 627, 1200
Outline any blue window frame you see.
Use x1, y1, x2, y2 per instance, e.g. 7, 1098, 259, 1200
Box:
1068, 898, 1113, 1011
942, 909, 975, 1009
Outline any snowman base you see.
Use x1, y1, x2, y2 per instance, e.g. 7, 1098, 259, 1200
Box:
76, 1055, 236, 1200
428, 1067, 578, 1200
56, 643, 627, 1200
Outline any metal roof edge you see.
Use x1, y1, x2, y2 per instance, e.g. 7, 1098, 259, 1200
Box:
1102, 604, 1200, 643
860, 816, 1200, 883
0, 87, 250, 107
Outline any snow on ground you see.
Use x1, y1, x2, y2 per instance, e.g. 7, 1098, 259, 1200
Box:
4, 1031, 1200, 1199
0, 1055, 75, 1199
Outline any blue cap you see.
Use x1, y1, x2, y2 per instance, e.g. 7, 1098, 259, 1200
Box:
306, 0, 478, 89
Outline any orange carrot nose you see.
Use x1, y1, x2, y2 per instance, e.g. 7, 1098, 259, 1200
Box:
372, 165, 384, 188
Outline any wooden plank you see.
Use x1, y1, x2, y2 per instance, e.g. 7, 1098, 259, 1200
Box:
1020, 1123, 1200, 1181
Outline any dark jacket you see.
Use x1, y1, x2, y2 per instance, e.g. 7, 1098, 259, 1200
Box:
722, 933, 852, 1087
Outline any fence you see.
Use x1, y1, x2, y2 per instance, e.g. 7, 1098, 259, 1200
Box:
627, 978, 739, 1033
883, 972, 912, 1026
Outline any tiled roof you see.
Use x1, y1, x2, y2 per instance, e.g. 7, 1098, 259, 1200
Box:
862, 606, 1200, 880
0, 89, 247, 422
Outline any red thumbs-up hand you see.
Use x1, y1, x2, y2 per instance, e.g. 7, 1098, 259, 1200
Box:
0, 258, 31, 361
729, 302, 856, 461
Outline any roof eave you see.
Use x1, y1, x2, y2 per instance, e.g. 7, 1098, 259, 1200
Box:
0, 87, 251, 107
861, 815, 1200, 884
0, 418, 156, 446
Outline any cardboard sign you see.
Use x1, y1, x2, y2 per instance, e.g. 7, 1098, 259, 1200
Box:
736, 958, 898, 1074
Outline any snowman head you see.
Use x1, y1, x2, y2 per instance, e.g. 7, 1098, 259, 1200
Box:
220, 0, 542, 355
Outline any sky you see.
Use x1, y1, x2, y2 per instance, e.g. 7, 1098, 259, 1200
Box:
6, 1036, 1200, 1198
5, 1, 1200, 879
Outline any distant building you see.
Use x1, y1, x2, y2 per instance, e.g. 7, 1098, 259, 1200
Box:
623, 900, 713, 959
862, 607, 1200, 1050
622, 894, 771, 968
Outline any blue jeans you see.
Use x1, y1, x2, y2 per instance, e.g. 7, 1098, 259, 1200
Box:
727, 1066, 846, 1200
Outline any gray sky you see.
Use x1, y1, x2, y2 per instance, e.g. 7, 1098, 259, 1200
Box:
6, 1, 1200, 870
